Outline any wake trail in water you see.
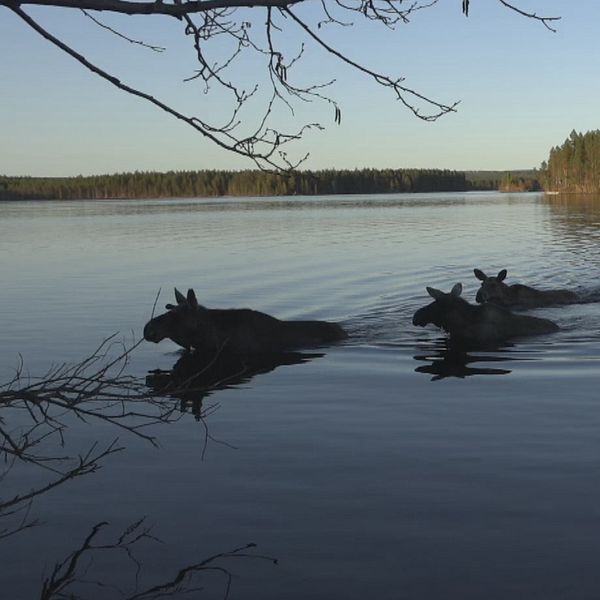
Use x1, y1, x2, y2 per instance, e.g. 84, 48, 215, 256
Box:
575, 286, 600, 304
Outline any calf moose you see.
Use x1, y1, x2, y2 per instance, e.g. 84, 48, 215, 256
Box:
474, 268, 577, 308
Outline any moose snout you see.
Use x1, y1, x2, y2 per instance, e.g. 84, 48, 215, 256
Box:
412, 308, 426, 327
143, 320, 161, 343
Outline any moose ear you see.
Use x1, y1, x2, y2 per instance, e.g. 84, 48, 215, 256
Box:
165, 303, 176, 310
474, 268, 486, 281
174, 288, 187, 305
497, 269, 507, 282
187, 289, 199, 309
450, 283, 463, 297
426, 286, 444, 300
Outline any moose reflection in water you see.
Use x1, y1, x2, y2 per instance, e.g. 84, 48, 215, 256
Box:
146, 348, 322, 418
414, 339, 512, 381
413, 283, 559, 344
474, 268, 578, 308
144, 288, 347, 353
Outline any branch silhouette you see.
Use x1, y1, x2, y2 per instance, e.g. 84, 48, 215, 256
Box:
1, 0, 560, 170
0, 334, 219, 536
39, 520, 277, 600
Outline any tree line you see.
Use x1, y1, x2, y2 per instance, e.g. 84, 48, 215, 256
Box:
468, 170, 541, 193
541, 129, 600, 193
1, 168, 475, 200
10, 130, 600, 201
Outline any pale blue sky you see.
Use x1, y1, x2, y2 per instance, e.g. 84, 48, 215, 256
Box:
1, 1, 598, 176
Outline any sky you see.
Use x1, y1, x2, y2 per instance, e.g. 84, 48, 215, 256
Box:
1, 1, 599, 176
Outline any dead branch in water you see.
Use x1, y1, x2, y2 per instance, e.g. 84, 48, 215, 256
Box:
0, 335, 174, 462
39, 519, 277, 600
0, 333, 220, 536
0, 335, 279, 598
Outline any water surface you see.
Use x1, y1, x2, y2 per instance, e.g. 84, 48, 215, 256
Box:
1, 192, 600, 599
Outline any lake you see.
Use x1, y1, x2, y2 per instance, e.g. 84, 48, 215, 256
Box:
1, 191, 600, 599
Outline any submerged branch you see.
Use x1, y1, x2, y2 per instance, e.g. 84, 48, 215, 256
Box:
0, 331, 226, 531
39, 519, 277, 600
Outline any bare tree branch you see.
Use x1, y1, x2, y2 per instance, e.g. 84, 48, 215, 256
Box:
0, 334, 207, 535
0, 500, 40, 540
9, 5, 311, 171
497, 0, 560, 32
2, 322, 301, 537
38, 520, 277, 600
2, 0, 305, 18
283, 5, 459, 122
1, 0, 562, 170
81, 9, 166, 51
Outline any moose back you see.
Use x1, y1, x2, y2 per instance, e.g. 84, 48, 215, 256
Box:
144, 288, 347, 353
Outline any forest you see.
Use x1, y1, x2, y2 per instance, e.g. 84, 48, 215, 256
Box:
10, 128, 600, 201
542, 130, 600, 193
0, 168, 526, 201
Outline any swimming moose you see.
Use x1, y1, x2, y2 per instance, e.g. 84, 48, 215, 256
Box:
413, 283, 559, 344
143, 288, 347, 353
474, 268, 578, 308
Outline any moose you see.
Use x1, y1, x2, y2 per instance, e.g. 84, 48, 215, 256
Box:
143, 288, 347, 353
413, 283, 559, 344
474, 268, 578, 308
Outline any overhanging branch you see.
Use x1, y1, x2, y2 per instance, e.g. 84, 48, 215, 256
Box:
2, 0, 562, 170
284, 5, 458, 121
8, 4, 308, 170
1, 0, 305, 17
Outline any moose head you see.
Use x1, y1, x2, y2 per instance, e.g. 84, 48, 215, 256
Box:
412, 283, 466, 331
474, 268, 508, 304
474, 267, 579, 308
143, 288, 215, 351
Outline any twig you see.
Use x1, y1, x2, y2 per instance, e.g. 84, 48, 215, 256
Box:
81, 9, 166, 51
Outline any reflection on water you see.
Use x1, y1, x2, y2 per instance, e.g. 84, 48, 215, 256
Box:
544, 193, 600, 231
413, 338, 513, 380
543, 194, 600, 282
3, 192, 600, 599
146, 349, 323, 419
0, 337, 279, 598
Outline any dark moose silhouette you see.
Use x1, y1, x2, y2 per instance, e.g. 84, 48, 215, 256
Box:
144, 288, 347, 353
413, 283, 559, 344
474, 268, 578, 308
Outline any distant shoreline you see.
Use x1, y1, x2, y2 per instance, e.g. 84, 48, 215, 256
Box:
0, 168, 541, 201
0, 189, 548, 203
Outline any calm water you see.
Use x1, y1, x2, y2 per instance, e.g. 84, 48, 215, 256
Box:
1, 192, 600, 599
